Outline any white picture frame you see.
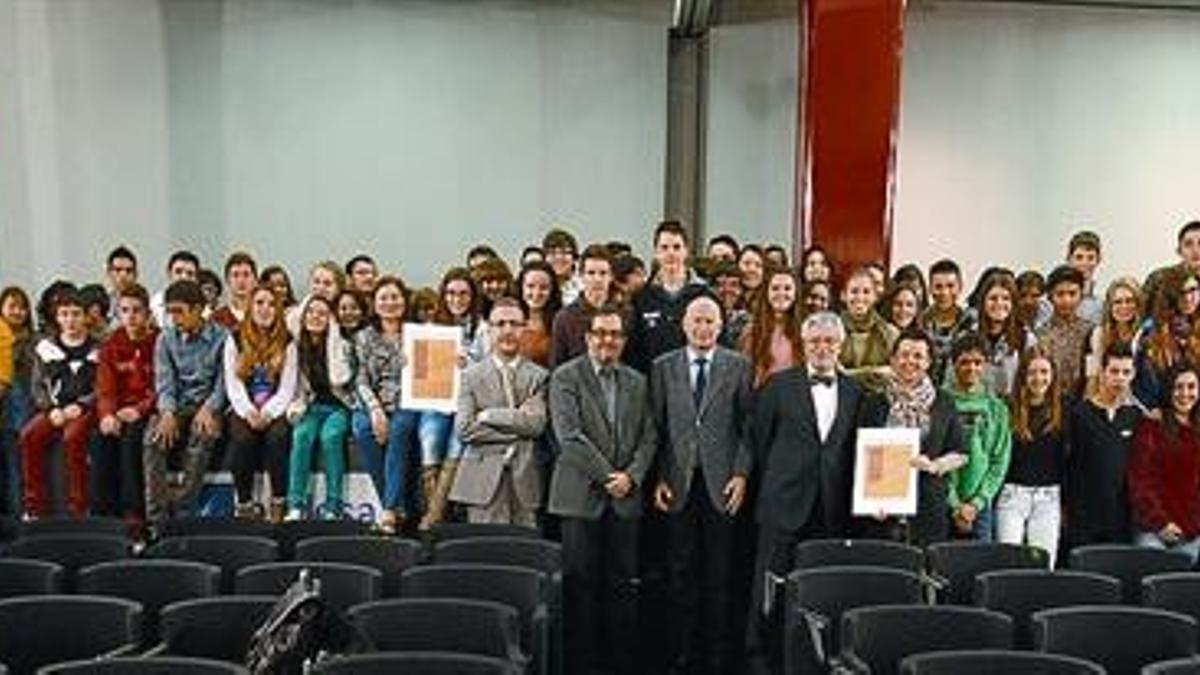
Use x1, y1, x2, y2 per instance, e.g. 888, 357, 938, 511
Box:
852, 426, 921, 517
400, 322, 462, 414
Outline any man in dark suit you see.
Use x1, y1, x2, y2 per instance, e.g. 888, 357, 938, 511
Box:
748, 311, 866, 673
651, 295, 754, 675
548, 304, 658, 675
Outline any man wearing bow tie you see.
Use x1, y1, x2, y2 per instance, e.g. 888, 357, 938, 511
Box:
651, 295, 753, 675
747, 311, 866, 674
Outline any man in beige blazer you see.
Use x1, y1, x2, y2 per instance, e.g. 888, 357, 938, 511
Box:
450, 298, 549, 526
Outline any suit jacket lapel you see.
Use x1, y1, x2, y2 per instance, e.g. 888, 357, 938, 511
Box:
580, 360, 614, 436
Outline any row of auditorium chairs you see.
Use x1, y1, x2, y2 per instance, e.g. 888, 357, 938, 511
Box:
4, 652, 519, 674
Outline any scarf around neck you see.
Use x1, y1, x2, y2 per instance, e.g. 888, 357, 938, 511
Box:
887, 375, 937, 436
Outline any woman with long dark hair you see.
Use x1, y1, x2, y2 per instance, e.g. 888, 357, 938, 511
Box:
738, 266, 804, 389
973, 272, 1036, 396
515, 261, 562, 368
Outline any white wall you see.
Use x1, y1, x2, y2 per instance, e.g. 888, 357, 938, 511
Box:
0, 0, 670, 290
705, 14, 799, 250
894, 1, 1200, 288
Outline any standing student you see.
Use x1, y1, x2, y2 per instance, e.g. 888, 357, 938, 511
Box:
351, 276, 418, 533
1143, 220, 1200, 304
1133, 268, 1197, 414
286, 295, 355, 521
652, 295, 753, 674
1127, 364, 1200, 563
974, 271, 1036, 396
1037, 265, 1095, 400
543, 228, 581, 305
548, 305, 657, 675
1084, 277, 1143, 395
738, 267, 804, 390
224, 285, 297, 522
921, 259, 975, 386
1035, 231, 1104, 328
286, 261, 345, 335
1064, 342, 1142, 548
150, 250, 201, 327
93, 284, 157, 530
19, 289, 99, 519
800, 245, 834, 285
839, 267, 898, 391
1015, 271, 1046, 331
945, 333, 1012, 541
738, 245, 766, 305
451, 298, 549, 526
707, 234, 740, 263
344, 254, 379, 294
627, 220, 712, 375
997, 346, 1068, 567
748, 311, 863, 673
515, 261, 561, 368
882, 282, 922, 333
859, 329, 967, 546
551, 244, 616, 367
212, 252, 258, 330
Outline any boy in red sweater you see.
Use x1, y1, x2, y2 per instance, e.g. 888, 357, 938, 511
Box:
94, 284, 158, 530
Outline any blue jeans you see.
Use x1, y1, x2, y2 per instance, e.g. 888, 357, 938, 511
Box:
416, 412, 463, 467
954, 504, 995, 542
1135, 530, 1200, 565
351, 409, 417, 512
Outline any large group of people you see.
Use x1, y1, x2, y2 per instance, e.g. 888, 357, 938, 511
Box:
1, 218, 1200, 674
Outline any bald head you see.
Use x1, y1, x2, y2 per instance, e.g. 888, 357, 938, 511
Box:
683, 294, 722, 352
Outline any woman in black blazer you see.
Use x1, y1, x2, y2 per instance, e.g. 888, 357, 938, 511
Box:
859, 327, 967, 546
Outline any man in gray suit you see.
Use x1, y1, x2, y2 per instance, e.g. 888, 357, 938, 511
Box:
450, 298, 549, 527
548, 304, 657, 675
652, 294, 753, 675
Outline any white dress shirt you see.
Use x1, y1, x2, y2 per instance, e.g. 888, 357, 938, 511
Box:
808, 367, 838, 443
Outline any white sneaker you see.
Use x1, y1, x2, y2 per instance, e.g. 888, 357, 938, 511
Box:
284, 508, 304, 522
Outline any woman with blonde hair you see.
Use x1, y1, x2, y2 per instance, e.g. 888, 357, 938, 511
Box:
224, 284, 298, 521
1085, 276, 1143, 394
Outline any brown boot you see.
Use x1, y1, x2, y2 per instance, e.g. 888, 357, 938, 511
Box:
416, 466, 439, 531
419, 460, 459, 531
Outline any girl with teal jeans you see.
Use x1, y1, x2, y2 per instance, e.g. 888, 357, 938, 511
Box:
286, 296, 356, 520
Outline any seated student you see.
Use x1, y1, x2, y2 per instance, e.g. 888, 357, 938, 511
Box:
351, 276, 417, 534
286, 260, 345, 336
19, 289, 99, 519
1127, 363, 1200, 564
344, 254, 379, 294
336, 289, 369, 339
1037, 265, 1096, 399
286, 295, 354, 521
839, 266, 899, 392
143, 280, 227, 533
1, 287, 35, 516
260, 265, 298, 310
997, 346, 1069, 567
211, 252, 258, 330
945, 333, 1012, 541
1064, 342, 1141, 549
79, 283, 112, 341
93, 284, 157, 531
224, 285, 297, 522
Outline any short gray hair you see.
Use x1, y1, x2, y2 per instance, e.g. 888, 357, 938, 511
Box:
801, 311, 845, 342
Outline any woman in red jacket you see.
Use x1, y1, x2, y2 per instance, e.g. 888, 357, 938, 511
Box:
94, 284, 158, 531
1128, 363, 1200, 563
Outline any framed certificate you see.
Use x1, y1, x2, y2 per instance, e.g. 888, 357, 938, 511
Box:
400, 322, 462, 414
852, 427, 921, 517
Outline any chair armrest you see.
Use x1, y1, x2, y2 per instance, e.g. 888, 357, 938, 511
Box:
141, 642, 168, 657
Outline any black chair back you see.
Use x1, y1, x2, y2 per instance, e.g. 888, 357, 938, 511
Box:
4, 535, 128, 592
1069, 545, 1194, 604
899, 649, 1105, 675
271, 520, 370, 560
17, 517, 125, 539
0, 595, 141, 675
429, 523, 541, 545
927, 541, 1049, 605
975, 569, 1122, 649
160, 518, 274, 540
158, 596, 277, 663
78, 559, 220, 646
794, 539, 924, 573
1145, 573, 1200, 637
294, 536, 421, 598
146, 536, 278, 592
38, 656, 250, 674
309, 651, 517, 675
785, 566, 924, 674
234, 561, 382, 612
840, 605, 1013, 675
1034, 605, 1198, 675
1144, 657, 1200, 674
434, 537, 562, 573
0, 559, 63, 598
348, 598, 523, 662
